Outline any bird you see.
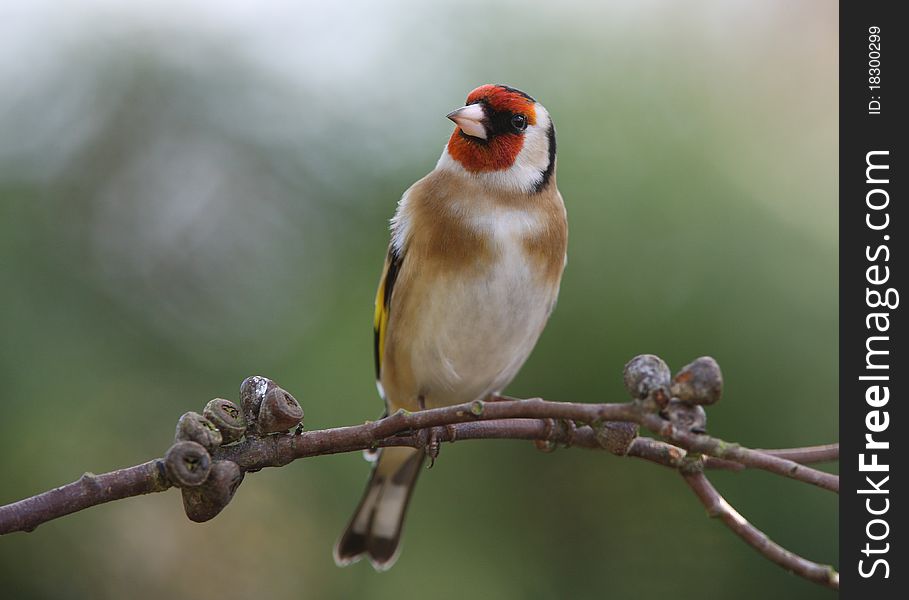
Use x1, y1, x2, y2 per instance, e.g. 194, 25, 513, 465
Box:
334, 84, 568, 571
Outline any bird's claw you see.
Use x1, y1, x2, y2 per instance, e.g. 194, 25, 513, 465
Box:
425, 427, 442, 468
559, 418, 577, 447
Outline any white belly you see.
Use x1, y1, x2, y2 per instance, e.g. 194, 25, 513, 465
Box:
408, 233, 558, 407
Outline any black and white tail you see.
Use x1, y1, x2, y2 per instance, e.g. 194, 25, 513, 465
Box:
334, 446, 424, 571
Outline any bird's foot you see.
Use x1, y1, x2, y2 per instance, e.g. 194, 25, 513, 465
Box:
558, 418, 577, 447
424, 427, 442, 468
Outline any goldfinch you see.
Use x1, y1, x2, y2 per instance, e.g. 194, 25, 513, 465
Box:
334, 84, 567, 570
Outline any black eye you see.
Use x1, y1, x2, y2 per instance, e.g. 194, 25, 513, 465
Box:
510, 114, 527, 132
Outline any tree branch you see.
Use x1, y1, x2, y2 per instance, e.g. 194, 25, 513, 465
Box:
705, 443, 839, 471
759, 443, 840, 464
0, 417, 663, 535
0, 355, 839, 591
636, 411, 838, 492
682, 471, 839, 590
0, 461, 170, 535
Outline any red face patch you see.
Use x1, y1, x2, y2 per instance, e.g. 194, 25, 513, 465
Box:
447, 129, 524, 172
447, 85, 538, 173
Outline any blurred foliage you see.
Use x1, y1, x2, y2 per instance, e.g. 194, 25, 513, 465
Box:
0, 1, 836, 598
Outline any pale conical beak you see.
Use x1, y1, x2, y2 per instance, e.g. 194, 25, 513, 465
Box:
446, 104, 487, 140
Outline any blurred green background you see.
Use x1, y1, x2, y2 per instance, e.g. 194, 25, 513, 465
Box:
0, 0, 837, 598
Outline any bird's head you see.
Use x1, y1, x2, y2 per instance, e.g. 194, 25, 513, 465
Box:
440, 84, 556, 194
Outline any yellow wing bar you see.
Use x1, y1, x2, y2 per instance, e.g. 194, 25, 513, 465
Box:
373, 247, 402, 380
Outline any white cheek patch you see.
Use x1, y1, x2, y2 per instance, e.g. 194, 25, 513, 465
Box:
516, 106, 552, 176
520, 107, 551, 161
